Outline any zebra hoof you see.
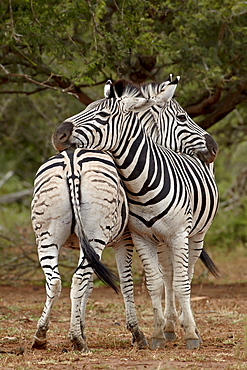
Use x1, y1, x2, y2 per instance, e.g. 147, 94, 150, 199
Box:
72, 342, 89, 352
164, 332, 176, 342
132, 336, 149, 349
137, 336, 148, 349
185, 338, 200, 350
71, 337, 89, 352
32, 336, 47, 349
150, 337, 166, 350
132, 331, 148, 349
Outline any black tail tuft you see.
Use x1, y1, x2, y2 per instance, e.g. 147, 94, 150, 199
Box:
84, 244, 119, 294
200, 249, 221, 278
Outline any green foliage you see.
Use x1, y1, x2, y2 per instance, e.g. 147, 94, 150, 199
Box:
206, 119, 247, 250
1, 0, 247, 87
205, 197, 247, 250
0, 0, 247, 282
0, 91, 82, 183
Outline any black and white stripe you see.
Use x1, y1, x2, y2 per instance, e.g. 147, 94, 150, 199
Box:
32, 82, 218, 352
31, 148, 147, 351
53, 78, 219, 350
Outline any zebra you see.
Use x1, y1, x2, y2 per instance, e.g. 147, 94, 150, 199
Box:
32, 78, 218, 353
104, 77, 219, 343
31, 147, 149, 351
52, 78, 219, 350
32, 78, 218, 352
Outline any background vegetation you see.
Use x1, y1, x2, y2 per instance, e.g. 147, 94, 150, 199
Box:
1, 0, 247, 285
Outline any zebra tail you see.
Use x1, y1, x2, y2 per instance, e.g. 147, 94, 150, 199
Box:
75, 231, 119, 294
200, 249, 221, 278
66, 158, 119, 294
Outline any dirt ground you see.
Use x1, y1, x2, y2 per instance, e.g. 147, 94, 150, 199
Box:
0, 283, 247, 370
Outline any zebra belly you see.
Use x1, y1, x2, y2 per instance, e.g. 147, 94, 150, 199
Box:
127, 197, 217, 242
124, 156, 218, 242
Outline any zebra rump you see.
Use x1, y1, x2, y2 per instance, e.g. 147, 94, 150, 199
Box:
65, 148, 119, 293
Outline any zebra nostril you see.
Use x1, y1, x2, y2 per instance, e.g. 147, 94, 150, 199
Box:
59, 132, 68, 142
212, 147, 218, 155
204, 134, 218, 158
210, 146, 218, 158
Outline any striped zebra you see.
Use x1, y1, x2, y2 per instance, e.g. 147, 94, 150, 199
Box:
52, 78, 219, 350
31, 147, 149, 351
32, 79, 218, 352
31, 80, 218, 352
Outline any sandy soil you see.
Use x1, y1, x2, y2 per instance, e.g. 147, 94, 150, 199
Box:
0, 283, 247, 369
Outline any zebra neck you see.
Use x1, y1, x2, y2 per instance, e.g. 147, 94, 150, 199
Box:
111, 124, 170, 195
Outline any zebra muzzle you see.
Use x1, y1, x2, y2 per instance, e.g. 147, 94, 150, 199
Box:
196, 134, 218, 163
52, 121, 74, 151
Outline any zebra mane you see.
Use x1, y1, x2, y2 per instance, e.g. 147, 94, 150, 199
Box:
84, 98, 106, 112
141, 82, 164, 99
107, 79, 143, 99
104, 79, 159, 139
105, 78, 176, 102
85, 78, 169, 141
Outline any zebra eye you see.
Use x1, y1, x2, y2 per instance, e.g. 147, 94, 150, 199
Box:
97, 110, 110, 117
177, 114, 187, 122
95, 109, 111, 125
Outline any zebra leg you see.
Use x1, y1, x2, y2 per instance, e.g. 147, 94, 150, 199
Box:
157, 243, 177, 342
69, 249, 94, 352
188, 234, 205, 283
79, 275, 94, 342
113, 230, 148, 349
31, 162, 73, 350
132, 234, 166, 350
172, 234, 200, 349
32, 243, 61, 349
179, 235, 205, 344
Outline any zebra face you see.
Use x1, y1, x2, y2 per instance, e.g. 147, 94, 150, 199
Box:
52, 105, 112, 152
158, 100, 218, 163
52, 97, 155, 152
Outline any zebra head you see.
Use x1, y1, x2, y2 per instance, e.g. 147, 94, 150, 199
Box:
153, 98, 218, 163
105, 78, 218, 163
52, 94, 156, 152
52, 78, 218, 164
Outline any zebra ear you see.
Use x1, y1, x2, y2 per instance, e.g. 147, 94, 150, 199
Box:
160, 74, 173, 89
167, 73, 172, 82
122, 97, 156, 112
104, 80, 112, 98
155, 76, 180, 106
